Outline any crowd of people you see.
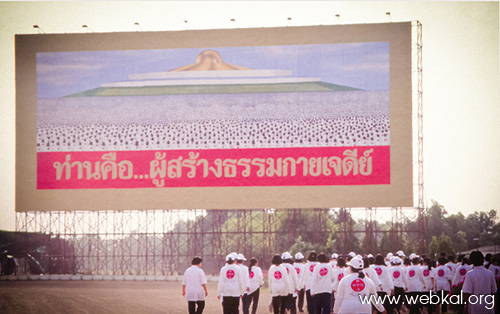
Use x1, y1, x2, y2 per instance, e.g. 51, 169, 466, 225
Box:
36, 115, 390, 152
182, 250, 499, 314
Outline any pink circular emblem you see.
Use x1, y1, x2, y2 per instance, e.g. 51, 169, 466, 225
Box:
447, 265, 452, 271
438, 269, 445, 277
319, 268, 328, 277
250, 271, 254, 279
459, 268, 467, 276
226, 270, 235, 279
310, 265, 316, 273
375, 267, 382, 276
351, 279, 366, 292
274, 271, 282, 280
423, 269, 430, 277
338, 273, 344, 281
295, 267, 301, 275
393, 271, 400, 279
409, 270, 415, 277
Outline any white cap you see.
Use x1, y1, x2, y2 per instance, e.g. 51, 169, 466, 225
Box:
350, 257, 364, 269
226, 252, 238, 261
331, 253, 339, 259
237, 253, 246, 261
367, 254, 374, 258
409, 253, 417, 260
386, 252, 393, 259
348, 252, 356, 258
396, 250, 405, 257
295, 253, 305, 260
393, 256, 402, 264
281, 252, 293, 260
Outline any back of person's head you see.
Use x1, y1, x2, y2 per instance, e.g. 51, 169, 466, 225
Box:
462, 257, 470, 265
337, 257, 346, 268
485, 253, 492, 262
362, 257, 370, 269
307, 251, 317, 262
272, 254, 282, 266
440, 251, 447, 258
368, 256, 375, 265
470, 251, 484, 267
249, 257, 258, 273
375, 254, 385, 266
447, 255, 455, 263
491, 256, 499, 265
438, 257, 447, 266
412, 256, 420, 265
349, 257, 365, 279
317, 253, 328, 263
429, 260, 437, 268
192, 256, 203, 265
404, 258, 411, 266
457, 254, 464, 263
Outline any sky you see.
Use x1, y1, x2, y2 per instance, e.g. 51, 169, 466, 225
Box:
0, 1, 499, 231
36, 42, 390, 98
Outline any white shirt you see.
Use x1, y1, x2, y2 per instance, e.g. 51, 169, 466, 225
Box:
310, 263, 335, 295
453, 264, 472, 285
405, 264, 425, 292
333, 273, 385, 314
462, 266, 497, 314
488, 264, 500, 280
421, 266, 435, 291
182, 265, 207, 301
372, 264, 394, 294
390, 265, 406, 289
238, 263, 250, 294
363, 267, 381, 288
217, 263, 246, 297
268, 264, 290, 297
282, 263, 299, 294
293, 262, 306, 290
332, 267, 346, 293
434, 265, 452, 291
248, 265, 264, 294
302, 261, 318, 291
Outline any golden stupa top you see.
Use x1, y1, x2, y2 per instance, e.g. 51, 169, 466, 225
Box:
169, 49, 251, 72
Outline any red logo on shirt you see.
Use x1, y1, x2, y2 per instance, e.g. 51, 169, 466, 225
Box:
447, 265, 452, 271
375, 267, 382, 276
338, 273, 344, 281
274, 271, 282, 280
409, 270, 415, 277
250, 271, 254, 279
438, 269, 445, 277
393, 271, 400, 279
351, 279, 366, 292
459, 268, 467, 276
226, 270, 235, 279
423, 269, 430, 277
295, 267, 301, 275
310, 265, 316, 273
319, 268, 328, 277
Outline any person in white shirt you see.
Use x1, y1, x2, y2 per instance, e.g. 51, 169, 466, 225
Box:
331, 257, 346, 313
435, 257, 453, 313
405, 256, 425, 314
237, 253, 251, 313
421, 259, 436, 314
310, 253, 335, 314
182, 256, 208, 314
217, 253, 246, 314
242, 257, 263, 314
269, 254, 290, 314
372, 254, 394, 314
333, 257, 386, 314
445, 255, 457, 280
488, 256, 500, 314
453, 257, 472, 286
281, 252, 299, 314
301, 251, 318, 314
390, 256, 406, 313
293, 253, 306, 313
463, 251, 498, 314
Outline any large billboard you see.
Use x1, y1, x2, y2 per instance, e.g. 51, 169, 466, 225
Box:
16, 23, 413, 211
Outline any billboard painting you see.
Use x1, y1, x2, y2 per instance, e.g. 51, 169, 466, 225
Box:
36, 43, 390, 189
16, 23, 413, 211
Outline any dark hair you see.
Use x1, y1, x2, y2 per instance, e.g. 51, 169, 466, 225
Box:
249, 258, 258, 274
440, 251, 447, 258
368, 256, 375, 265
350, 266, 365, 279
462, 257, 470, 265
412, 257, 420, 265
191, 256, 203, 265
337, 257, 346, 268
307, 251, 317, 262
491, 256, 499, 264
429, 260, 437, 268
470, 251, 484, 267
424, 258, 432, 271
362, 257, 370, 269
448, 255, 455, 263
227, 259, 235, 265
272, 254, 282, 266
374, 254, 385, 266
438, 257, 447, 266
318, 253, 328, 263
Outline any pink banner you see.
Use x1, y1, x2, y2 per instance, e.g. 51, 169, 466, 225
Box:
37, 146, 390, 189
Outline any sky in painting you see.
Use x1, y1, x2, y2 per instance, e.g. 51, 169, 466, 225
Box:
36, 42, 389, 98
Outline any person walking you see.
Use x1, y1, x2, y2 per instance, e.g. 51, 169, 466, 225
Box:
217, 253, 246, 314
294, 253, 306, 313
310, 253, 335, 314
182, 256, 208, 314
463, 251, 497, 314
269, 254, 290, 314
242, 257, 263, 314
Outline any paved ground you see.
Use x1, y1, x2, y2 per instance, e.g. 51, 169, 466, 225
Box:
0, 280, 273, 314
